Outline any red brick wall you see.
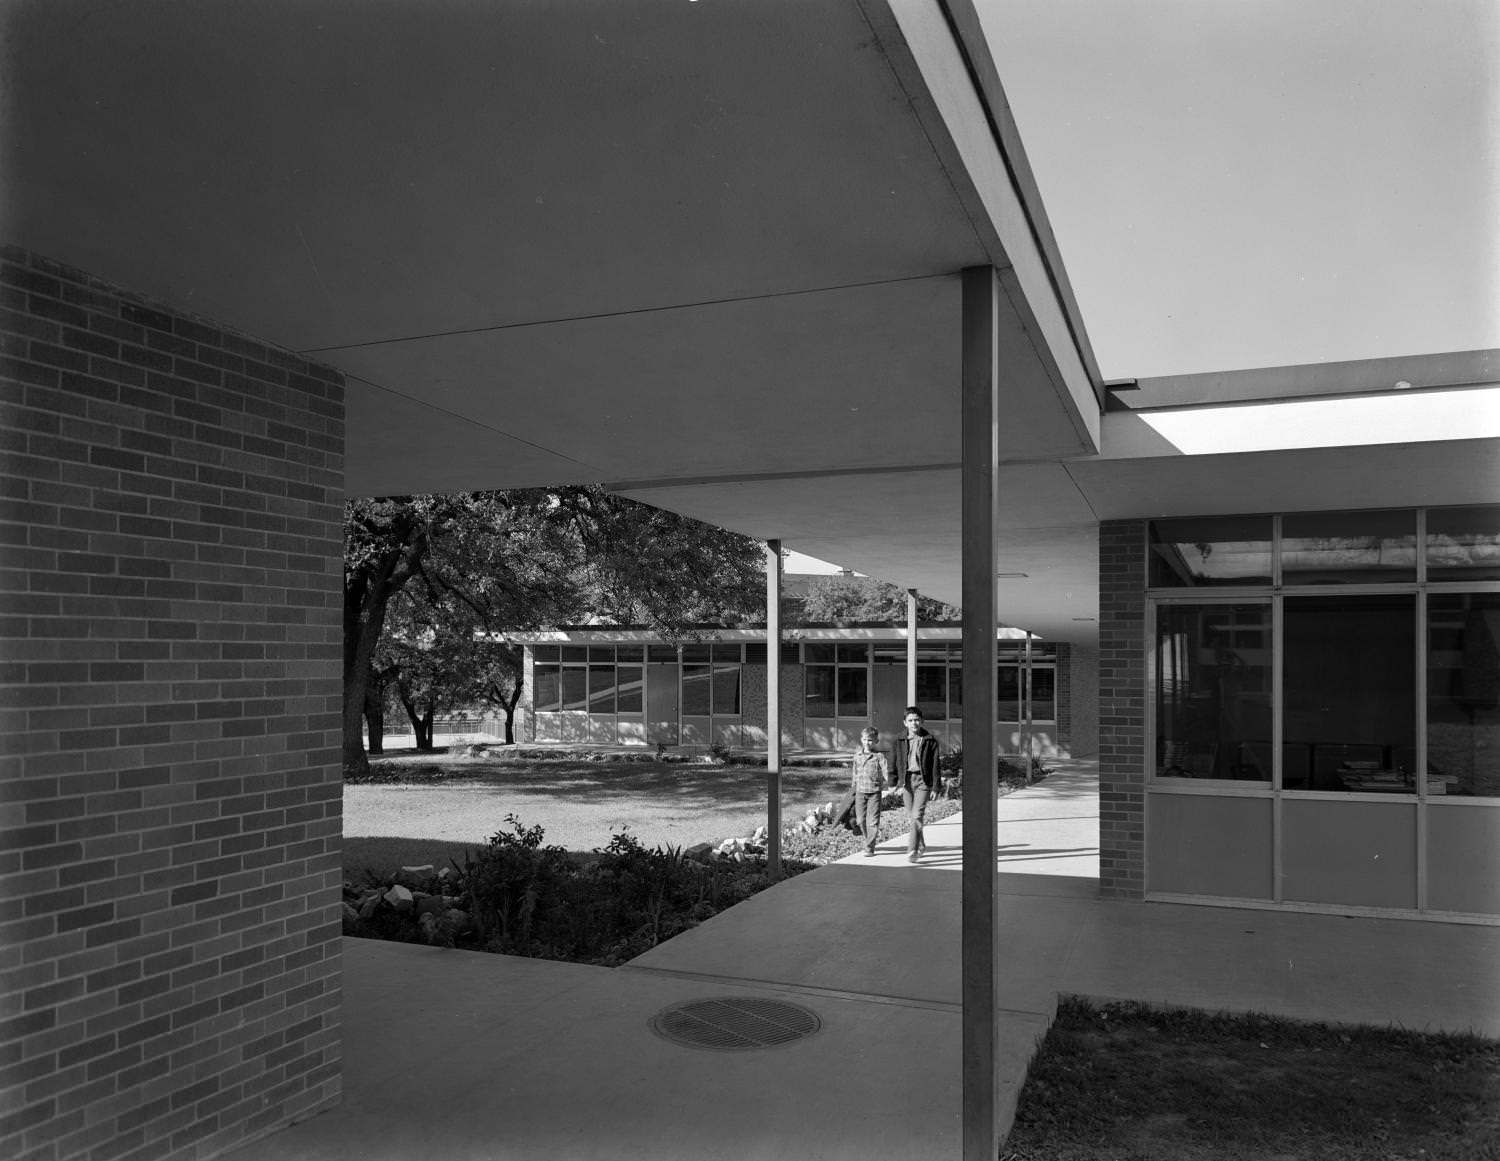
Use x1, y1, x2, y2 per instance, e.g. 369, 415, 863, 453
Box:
1098, 520, 1147, 898
0, 248, 344, 1160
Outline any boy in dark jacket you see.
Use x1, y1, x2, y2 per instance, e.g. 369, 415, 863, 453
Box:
890, 706, 940, 863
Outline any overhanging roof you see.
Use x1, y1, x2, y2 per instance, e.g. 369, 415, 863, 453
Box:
4, 2, 1495, 650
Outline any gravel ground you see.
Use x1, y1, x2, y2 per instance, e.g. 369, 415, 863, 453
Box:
344, 752, 855, 852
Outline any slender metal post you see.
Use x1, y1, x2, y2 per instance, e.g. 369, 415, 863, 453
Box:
1024, 630, 1034, 770
766, 540, 783, 881
906, 588, 919, 707
960, 265, 1001, 1161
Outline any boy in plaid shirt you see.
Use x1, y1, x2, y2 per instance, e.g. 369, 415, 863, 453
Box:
850, 726, 889, 857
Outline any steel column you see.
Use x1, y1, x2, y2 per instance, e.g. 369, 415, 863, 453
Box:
960, 265, 1001, 1161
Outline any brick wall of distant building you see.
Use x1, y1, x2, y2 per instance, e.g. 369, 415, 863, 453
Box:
0, 247, 345, 1160
1098, 520, 1147, 898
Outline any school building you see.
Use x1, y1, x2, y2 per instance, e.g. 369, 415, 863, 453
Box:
516, 625, 1093, 756
2, 5, 1496, 1160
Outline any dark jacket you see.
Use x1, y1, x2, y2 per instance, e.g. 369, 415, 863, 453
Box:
891, 728, 940, 791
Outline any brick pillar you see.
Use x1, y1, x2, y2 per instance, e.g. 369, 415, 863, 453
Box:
0, 248, 344, 1160
1098, 520, 1147, 898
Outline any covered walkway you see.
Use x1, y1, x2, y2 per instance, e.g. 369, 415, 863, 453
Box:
225, 762, 1499, 1161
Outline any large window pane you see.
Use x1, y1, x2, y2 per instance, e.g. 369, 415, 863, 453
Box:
803, 644, 835, 665
804, 665, 836, 719
711, 664, 741, 716
1150, 516, 1273, 587
836, 644, 868, 664
1029, 668, 1056, 721
997, 665, 1021, 717
534, 665, 561, 712
1428, 593, 1500, 796
616, 666, 643, 714
534, 645, 561, 663
1284, 595, 1415, 791
588, 664, 616, 714
712, 644, 742, 663
561, 667, 588, 711
915, 665, 946, 721
1155, 603, 1273, 780
681, 664, 712, 716
561, 645, 588, 662
1282, 510, 1416, 584
1427, 506, 1500, 581
837, 667, 868, 717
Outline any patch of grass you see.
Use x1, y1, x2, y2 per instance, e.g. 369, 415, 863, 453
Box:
1002, 996, 1500, 1161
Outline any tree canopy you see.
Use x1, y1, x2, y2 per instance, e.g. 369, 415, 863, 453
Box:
797, 575, 961, 624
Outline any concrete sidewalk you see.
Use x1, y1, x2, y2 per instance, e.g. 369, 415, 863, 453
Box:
226, 759, 1500, 1161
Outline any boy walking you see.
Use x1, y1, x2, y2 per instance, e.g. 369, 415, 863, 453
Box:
850, 727, 888, 857
891, 706, 940, 863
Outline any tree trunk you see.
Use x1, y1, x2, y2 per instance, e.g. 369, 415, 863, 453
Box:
343, 514, 424, 778
400, 690, 436, 751
363, 681, 386, 755
501, 678, 522, 745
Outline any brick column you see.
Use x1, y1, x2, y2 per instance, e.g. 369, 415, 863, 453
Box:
1098, 520, 1147, 898
0, 248, 344, 1160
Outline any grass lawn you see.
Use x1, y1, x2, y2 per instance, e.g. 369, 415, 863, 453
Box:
343, 748, 857, 874
1001, 997, 1500, 1161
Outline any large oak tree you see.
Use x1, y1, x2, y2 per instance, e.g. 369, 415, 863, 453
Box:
343, 488, 764, 775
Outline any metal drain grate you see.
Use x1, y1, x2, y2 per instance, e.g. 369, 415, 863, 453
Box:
650, 996, 822, 1051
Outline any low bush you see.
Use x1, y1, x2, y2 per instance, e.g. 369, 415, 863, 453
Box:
343, 814, 817, 966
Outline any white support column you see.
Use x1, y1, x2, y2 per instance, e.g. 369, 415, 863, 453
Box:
960, 265, 1001, 1161
906, 588, 919, 707
766, 540, 783, 881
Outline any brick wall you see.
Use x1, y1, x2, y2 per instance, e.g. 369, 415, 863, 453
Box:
0, 248, 344, 1160
1098, 520, 1147, 898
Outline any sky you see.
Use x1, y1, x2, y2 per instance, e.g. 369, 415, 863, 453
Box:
981, 0, 1500, 380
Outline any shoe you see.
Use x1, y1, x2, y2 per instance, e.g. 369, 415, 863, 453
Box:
863, 850, 875, 858
907, 852, 920, 864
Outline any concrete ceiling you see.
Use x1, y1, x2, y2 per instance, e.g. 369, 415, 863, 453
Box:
4, 1, 1495, 650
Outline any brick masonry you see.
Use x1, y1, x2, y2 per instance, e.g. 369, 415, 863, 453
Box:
0, 248, 345, 1160
1098, 519, 1147, 898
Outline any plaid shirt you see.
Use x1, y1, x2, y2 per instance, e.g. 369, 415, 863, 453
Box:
851, 750, 888, 795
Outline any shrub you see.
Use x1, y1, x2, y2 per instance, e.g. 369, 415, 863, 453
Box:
343, 816, 819, 966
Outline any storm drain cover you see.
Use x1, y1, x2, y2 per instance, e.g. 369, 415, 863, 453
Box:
649, 996, 821, 1051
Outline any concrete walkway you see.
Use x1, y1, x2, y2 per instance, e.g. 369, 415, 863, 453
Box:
226, 759, 1500, 1161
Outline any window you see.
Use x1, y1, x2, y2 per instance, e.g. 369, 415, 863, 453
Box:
682, 664, 712, 715
1150, 516, 1272, 587
1282, 510, 1416, 585
1283, 594, 1416, 791
617, 666, 643, 714
804, 664, 836, 719
1155, 603, 1273, 781
1428, 593, 1500, 797
804, 643, 868, 718
836, 666, 868, 718
534, 665, 561, 712
561, 667, 588, 711
916, 665, 947, 721
1427, 507, 1500, 581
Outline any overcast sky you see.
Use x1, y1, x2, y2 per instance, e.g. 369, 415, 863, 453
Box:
982, 0, 1499, 380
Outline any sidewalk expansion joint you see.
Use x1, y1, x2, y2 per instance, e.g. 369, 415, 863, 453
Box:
619, 963, 966, 1014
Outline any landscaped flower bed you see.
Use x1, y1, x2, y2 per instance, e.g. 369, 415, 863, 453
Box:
343, 759, 1045, 967
341, 815, 820, 966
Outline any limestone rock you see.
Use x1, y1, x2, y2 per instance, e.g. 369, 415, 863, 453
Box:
383, 884, 414, 913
